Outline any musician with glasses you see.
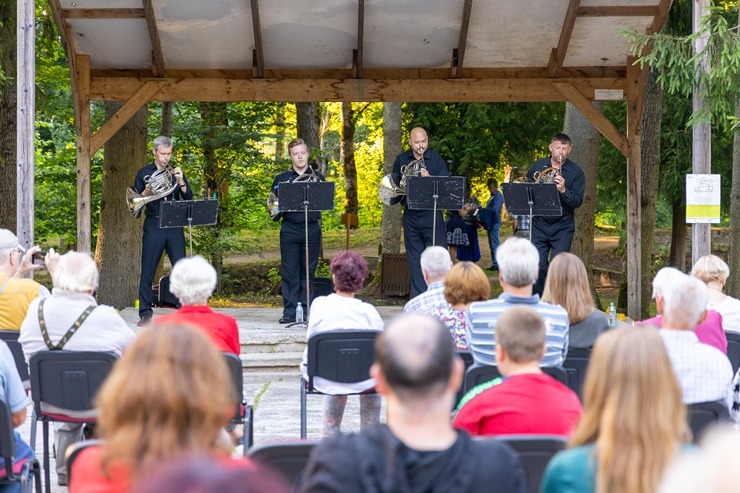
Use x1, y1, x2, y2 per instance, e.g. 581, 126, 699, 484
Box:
526, 133, 584, 295
133, 135, 192, 327
391, 127, 449, 298
269, 138, 326, 324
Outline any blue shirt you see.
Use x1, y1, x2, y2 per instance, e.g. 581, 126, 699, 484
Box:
478, 190, 504, 231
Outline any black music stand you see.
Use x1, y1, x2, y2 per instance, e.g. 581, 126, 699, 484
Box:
406, 176, 466, 245
160, 199, 219, 255
278, 181, 335, 326
501, 183, 561, 242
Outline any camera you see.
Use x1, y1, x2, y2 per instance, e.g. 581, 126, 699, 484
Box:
32, 251, 47, 265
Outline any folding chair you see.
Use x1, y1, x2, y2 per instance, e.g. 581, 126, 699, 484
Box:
724, 331, 740, 374
562, 347, 591, 400
300, 330, 379, 438
29, 350, 118, 493
687, 400, 730, 444
463, 364, 568, 395
0, 331, 30, 391
0, 399, 41, 493
494, 435, 568, 493
248, 440, 319, 490
453, 350, 475, 408
65, 439, 102, 486
222, 353, 253, 454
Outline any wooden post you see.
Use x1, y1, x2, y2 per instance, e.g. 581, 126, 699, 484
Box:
74, 55, 92, 254
692, 0, 711, 264
16, 0, 35, 248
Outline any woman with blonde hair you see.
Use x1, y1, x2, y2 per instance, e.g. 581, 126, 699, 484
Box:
691, 254, 740, 333
70, 324, 245, 493
541, 326, 689, 493
541, 252, 609, 348
434, 261, 490, 349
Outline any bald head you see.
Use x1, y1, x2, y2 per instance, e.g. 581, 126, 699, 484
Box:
375, 313, 454, 400
409, 127, 429, 159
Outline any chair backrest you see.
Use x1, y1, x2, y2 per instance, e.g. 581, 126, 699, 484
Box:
562, 347, 591, 399
248, 441, 319, 489
724, 331, 740, 374
687, 400, 731, 444
463, 364, 568, 395
29, 351, 118, 414
0, 399, 17, 481
313, 277, 334, 298
0, 330, 29, 385
494, 435, 568, 493
305, 330, 379, 389
453, 350, 476, 407
222, 352, 244, 422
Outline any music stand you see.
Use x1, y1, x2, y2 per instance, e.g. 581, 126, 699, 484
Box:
160, 199, 219, 255
501, 183, 561, 241
278, 181, 335, 326
406, 176, 466, 245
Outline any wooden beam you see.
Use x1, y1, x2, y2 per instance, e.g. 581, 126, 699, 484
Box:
74, 55, 92, 254
142, 0, 165, 77
552, 82, 627, 156
577, 6, 659, 17
17, 0, 35, 248
548, 0, 581, 78
452, 0, 473, 78
61, 8, 145, 19
47, 0, 72, 69
250, 0, 264, 78
353, 0, 364, 78
90, 76, 625, 103
650, 0, 674, 34
90, 81, 165, 155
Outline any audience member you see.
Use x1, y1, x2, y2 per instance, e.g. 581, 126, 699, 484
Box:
19, 251, 135, 486
641, 267, 726, 354
403, 246, 452, 314
542, 253, 609, 348
454, 306, 581, 437
541, 325, 689, 493
154, 255, 240, 354
299, 251, 383, 436
433, 261, 489, 349
0, 229, 50, 329
69, 324, 242, 493
468, 237, 569, 366
300, 313, 526, 493
655, 270, 733, 408
691, 254, 740, 333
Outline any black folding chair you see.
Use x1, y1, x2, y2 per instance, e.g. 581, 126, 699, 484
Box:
65, 439, 102, 486
463, 364, 568, 395
453, 350, 475, 408
300, 330, 379, 438
248, 440, 319, 490
29, 350, 118, 493
687, 400, 730, 444
494, 435, 568, 493
222, 353, 253, 454
562, 347, 591, 400
0, 331, 30, 391
724, 331, 740, 374
313, 277, 334, 298
0, 399, 41, 493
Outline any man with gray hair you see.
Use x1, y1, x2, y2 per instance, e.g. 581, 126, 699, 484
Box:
656, 269, 733, 408
403, 246, 453, 314
0, 229, 50, 329
300, 313, 525, 492
468, 236, 569, 367
19, 250, 135, 485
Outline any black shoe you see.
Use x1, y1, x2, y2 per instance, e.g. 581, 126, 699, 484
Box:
137, 314, 152, 327
279, 316, 295, 324
486, 265, 499, 272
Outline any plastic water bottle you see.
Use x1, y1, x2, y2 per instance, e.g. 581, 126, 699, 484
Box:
295, 302, 304, 323
608, 302, 617, 327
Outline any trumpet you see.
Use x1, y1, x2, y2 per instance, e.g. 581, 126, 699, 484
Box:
125, 166, 178, 216
377, 158, 426, 206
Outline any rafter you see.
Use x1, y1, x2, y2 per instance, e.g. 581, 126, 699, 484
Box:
142, 0, 165, 77
61, 8, 145, 19
577, 6, 659, 17
250, 0, 265, 78
352, 0, 365, 78
451, 0, 473, 78
650, 0, 674, 34
548, 0, 581, 78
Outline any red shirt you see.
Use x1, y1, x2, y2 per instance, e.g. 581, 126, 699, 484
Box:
453, 373, 582, 437
155, 305, 241, 354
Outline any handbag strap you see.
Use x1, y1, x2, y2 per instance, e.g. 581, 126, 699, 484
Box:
37, 298, 97, 350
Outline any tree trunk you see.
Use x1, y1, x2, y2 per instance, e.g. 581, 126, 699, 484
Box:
727, 9, 740, 298
341, 102, 358, 215
275, 103, 286, 160
94, 102, 148, 309
0, 1, 17, 230
296, 102, 324, 256
160, 102, 173, 137
669, 199, 688, 271
380, 103, 402, 256
637, 68, 663, 318
563, 102, 601, 308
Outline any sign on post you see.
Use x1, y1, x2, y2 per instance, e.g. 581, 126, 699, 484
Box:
686, 174, 720, 223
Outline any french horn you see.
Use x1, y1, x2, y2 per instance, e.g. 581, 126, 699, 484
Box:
378, 158, 426, 206
126, 166, 178, 216
532, 167, 561, 184
266, 170, 318, 219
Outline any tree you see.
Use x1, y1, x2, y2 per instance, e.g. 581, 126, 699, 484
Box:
728, 6, 740, 297
380, 103, 402, 256
341, 102, 358, 216
0, 1, 16, 229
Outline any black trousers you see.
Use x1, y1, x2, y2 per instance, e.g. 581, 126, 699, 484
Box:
403, 210, 447, 298
531, 215, 575, 295
280, 220, 321, 318
139, 216, 186, 317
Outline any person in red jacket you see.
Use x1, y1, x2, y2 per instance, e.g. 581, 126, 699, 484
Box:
155, 255, 240, 354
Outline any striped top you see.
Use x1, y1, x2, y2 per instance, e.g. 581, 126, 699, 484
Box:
467, 293, 569, 367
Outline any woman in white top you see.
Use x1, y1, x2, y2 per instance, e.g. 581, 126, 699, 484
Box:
300, 251, 384, 436
691, 254, 740, 333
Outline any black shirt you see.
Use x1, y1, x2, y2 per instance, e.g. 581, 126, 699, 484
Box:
526, 157, 585, 216
269, 168, 327, 223
391, 149, 449, 209
133, 162, 193, 217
